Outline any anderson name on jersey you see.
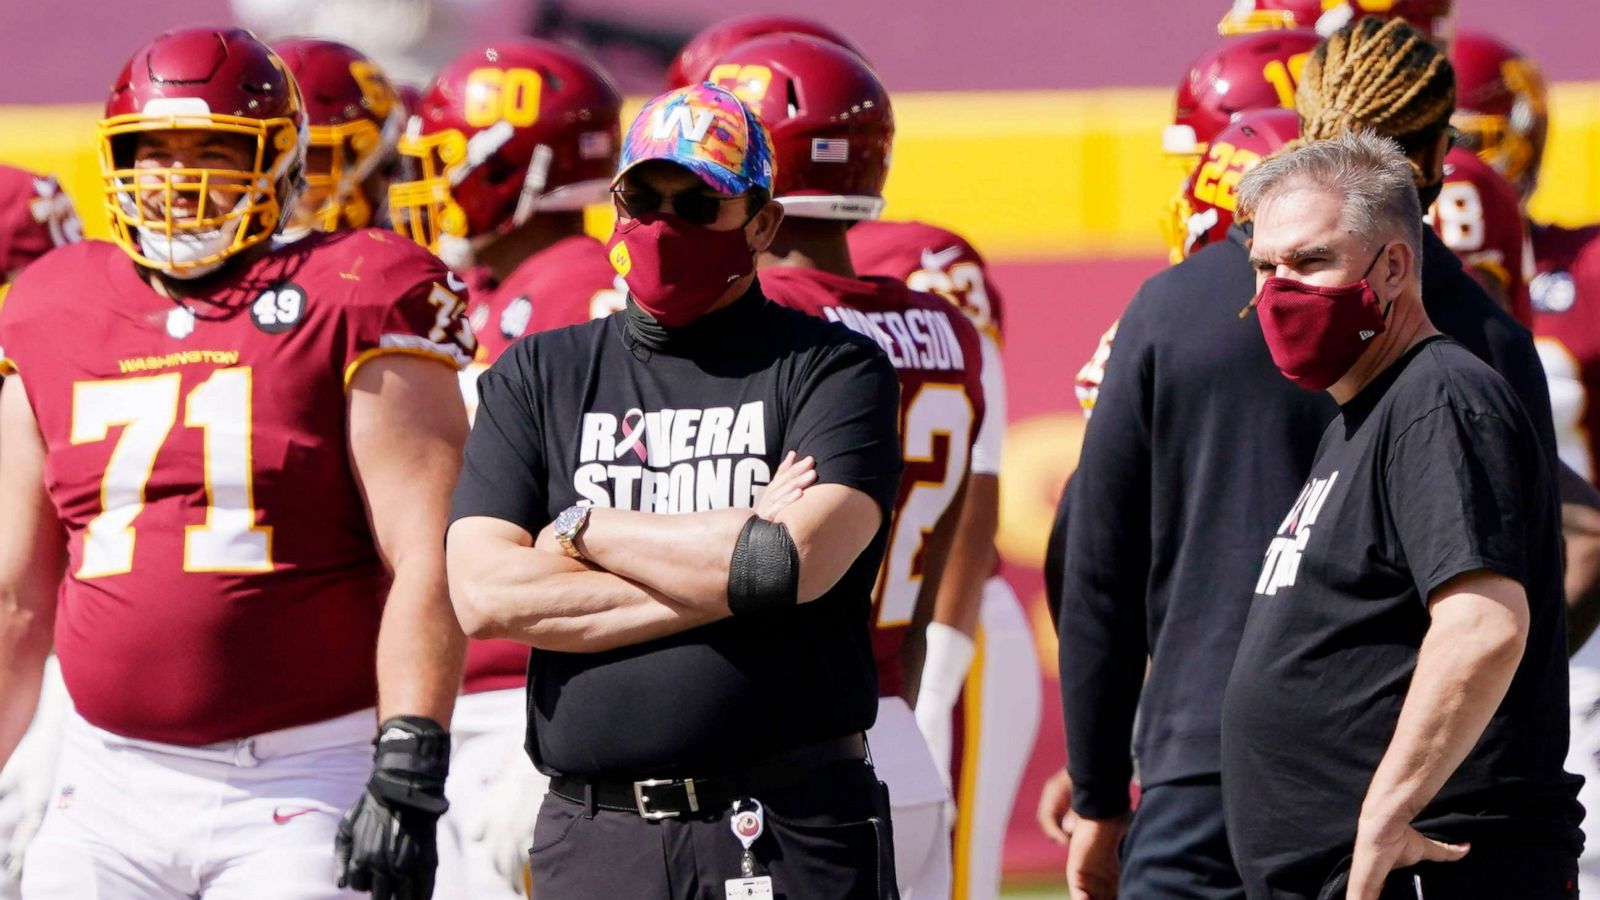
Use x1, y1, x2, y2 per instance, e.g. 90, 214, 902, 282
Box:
762, 266, 986, 700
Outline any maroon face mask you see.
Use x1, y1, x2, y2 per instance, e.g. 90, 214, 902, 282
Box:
605, 212, 754, 328
1254, 246, 1391, 391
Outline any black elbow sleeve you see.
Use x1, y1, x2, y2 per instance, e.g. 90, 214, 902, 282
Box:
727, 516, 800, 615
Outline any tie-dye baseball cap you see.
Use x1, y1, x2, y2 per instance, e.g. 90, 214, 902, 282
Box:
613, 83, 776, 196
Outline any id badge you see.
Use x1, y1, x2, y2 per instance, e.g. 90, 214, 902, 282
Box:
725, 876, 775, 899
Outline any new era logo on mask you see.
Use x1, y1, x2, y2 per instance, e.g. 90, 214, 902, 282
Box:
1358, 329, 1376, 340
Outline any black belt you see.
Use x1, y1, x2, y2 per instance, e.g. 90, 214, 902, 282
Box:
548, 733, 867, 820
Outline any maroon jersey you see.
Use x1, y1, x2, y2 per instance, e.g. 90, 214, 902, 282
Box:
1430, 148, 1532, 327
763, 267, 985, 699
0, 165, 81, 277
471, 235, 621, 364
1532, 222, 1600, 483
459, 234, 622, 695
848, 219, 1005, 344
0, 230, 473, 744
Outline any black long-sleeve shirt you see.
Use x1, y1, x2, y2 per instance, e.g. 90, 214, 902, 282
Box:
1057, 228, 1557, 819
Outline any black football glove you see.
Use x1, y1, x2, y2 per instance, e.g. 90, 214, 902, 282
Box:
335, 716, 451, 900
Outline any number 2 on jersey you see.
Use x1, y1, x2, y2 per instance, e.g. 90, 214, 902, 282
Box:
877, 384, 973, 626
72, 368, 271, 578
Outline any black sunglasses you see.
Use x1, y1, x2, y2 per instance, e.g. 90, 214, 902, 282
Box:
611, 186, 749, 227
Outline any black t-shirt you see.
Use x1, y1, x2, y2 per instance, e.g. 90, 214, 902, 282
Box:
1221, 337, 1582, 898
449, 285, 903, 778
1057, 227, 1563, 821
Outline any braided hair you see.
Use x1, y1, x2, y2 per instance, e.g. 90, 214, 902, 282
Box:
1295, 17, 1456, 184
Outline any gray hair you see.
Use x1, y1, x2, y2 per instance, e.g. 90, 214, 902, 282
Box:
1235, 130, 1425, 262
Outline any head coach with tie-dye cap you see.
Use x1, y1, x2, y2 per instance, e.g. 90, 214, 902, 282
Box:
446, 82, 906, 899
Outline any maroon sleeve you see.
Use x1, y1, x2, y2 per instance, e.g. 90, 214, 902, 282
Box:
0, 169, 82, 277
340, 234, 476, 386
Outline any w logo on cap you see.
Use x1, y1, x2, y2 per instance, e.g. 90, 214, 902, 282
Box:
651, 106, 715, 143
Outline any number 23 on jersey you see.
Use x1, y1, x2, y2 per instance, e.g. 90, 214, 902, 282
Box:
71, 367, 270, 578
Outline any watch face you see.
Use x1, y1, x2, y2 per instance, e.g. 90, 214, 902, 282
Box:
555, 506, 583, 536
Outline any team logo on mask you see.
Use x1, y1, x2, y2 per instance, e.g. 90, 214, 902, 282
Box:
609, 242, 632, 277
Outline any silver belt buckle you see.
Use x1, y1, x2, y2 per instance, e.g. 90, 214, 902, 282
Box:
633, 777, 699, 819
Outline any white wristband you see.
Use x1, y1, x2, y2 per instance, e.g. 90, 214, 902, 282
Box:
917, 622, 976, 713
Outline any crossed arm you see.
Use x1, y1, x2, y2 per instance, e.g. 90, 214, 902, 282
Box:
448, 454, 883, 652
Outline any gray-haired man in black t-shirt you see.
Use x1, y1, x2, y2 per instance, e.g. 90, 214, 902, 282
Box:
445, 84, 904, 899
1221, 130, 1583, 900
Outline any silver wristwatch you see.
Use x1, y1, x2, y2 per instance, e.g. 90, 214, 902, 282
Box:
553, 504, 592, 560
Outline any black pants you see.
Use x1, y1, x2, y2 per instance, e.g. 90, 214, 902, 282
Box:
1316, 844, 1579, 900
1120, 775, 1246, 899
528, 760, 899, 900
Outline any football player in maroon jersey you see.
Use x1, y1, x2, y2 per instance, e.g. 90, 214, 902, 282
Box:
386, 38, 622, 899
1429, 146, 1531, 323
706, 33, 986, 897
0, 28, 473, 900
272, 38, 405, 241
390, 39, 623, 370
0, 166, 82, 284
0, 163, 81, 899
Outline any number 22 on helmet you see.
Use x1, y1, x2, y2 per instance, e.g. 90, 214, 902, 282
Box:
1164, 108, 1300, 262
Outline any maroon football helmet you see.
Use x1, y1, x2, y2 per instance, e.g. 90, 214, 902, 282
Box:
395, 84, 423, 116
667, 15, 867, 89
705, 34, 892, 220
273, 38, 404, 236
388, 39, 621, 259
1450, 30, 1547, 200
1217, 0, 1330, 35
98, 27, 305, 275
1324, 0, 1454, 45
1164, 108, 1300, 260
1165, 30, 1321, 158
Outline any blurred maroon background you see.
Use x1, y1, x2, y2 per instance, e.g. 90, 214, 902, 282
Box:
2, 0, 1595, 102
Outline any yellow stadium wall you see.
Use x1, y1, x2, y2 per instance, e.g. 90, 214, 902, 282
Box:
5, 84, 1600, 258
